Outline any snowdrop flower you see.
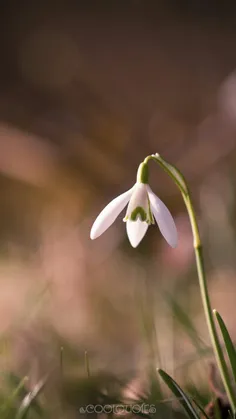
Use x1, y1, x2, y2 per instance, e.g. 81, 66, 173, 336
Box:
90, 163, 177, 248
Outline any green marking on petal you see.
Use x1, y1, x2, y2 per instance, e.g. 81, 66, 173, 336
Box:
130, 207, 147, 221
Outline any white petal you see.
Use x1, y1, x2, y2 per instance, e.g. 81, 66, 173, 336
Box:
90, 186, 134, 240
147, 186, 178, 248
125, 183, 149, 219
126, 219, 149, 248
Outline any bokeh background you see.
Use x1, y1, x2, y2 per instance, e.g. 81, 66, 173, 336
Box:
1, 1, 236, 417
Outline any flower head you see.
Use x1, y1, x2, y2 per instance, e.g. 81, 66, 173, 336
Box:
90, 162, 177, 248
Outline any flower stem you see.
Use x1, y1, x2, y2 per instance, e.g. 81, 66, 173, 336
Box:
146, 153, 236, 413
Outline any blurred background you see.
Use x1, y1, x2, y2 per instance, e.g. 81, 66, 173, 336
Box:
1, 0, 236, 417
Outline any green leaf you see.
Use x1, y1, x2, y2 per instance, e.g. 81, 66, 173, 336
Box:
16, 375, 47, 419
229, 409, 236, 419
158, 369, 201, 419
152, 153, 188, 196
214, 310, 236, 385
0, 376, 29, 417
191, 397, 210, 419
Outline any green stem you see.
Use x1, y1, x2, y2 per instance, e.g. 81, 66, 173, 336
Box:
146, 153, 236, 413
85, 351, 91, 377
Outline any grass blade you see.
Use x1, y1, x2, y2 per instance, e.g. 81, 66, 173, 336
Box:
165, 293, 207, 351
158, 369, 200, 419
214, 310, 236, 385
